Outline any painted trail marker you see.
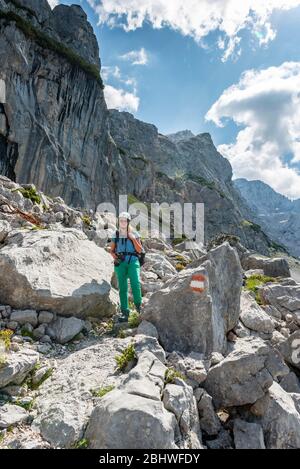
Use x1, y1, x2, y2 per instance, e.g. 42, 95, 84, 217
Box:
190, 273, 206, 293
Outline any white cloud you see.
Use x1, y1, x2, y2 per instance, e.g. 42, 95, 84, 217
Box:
206, 61, 300, 199
48, 0, 59, 9
104, 84, 140, 112
120, 48, 149, 65
101, 65, 122, 81
86, 0, 300, 60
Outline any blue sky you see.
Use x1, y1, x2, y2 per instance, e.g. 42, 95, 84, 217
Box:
50, 1, 300, 200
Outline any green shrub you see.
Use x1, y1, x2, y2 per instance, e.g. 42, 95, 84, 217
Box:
17, 187, 41, 205
185, 173, 215, 189
115, 343, 136, 372
73, 438, 89, 449
81, 215, 92, 227
21, 328, 35, 340
127, 194, 140, 205
15, 398, 35, 411
241, 219, 262, 233
245, 274, 277, 305
128, 311, 140, 328
0, 329, 13, 350
27, 367, 53, 390
91, 385, 115, 398
165, 368, 186, 384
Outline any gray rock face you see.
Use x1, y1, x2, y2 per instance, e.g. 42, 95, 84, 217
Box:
166, 351, 208, 388
51, 317, 84, 344
137, 320, 159, 339
263, 258, 291, 278
166, 130, 195, 144
32, 337, 127, 448
143, 242, 242, 355
240, 291, 275, 333
279, 372, 300, 394
134, 334, 166, 363
0, 404, 29, 429
0, 219, 10, 242
251, 382, 300, 449
119, 350, 166, 402
0, 1, 118, 209
85, 349, 203, 449
194, 388, 221, 436
290, 393, 300, 414
0, 349, 39, 388
204, 337, 287, 408
10, 310, 38, 327
52, 4, 100, 68
162, 381, 203, 448
279, 331, 300, 370
86, 389, 178, 449
233, 419, 265, 449
259, 281, 300, 320
0, 229, 118, 318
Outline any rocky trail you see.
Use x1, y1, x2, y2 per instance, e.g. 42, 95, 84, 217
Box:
0, 175, 300, 450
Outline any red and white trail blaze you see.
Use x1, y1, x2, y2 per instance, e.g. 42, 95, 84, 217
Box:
190, 274, 206, 293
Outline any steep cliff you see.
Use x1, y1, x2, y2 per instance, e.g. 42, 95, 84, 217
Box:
0, 0, 281, 254
235, 178, 300, 258
0, 0, 124, 208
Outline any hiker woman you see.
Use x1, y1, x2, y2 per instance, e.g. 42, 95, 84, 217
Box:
110, 212, 143, 322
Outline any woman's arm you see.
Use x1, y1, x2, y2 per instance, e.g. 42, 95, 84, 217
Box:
110, 240, 118, 259
128, 232, 143, 254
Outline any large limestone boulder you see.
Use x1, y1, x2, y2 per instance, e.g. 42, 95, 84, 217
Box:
85, 389, 178, 449
251, 382, 300, 449
259, 282, 300, 318
240, 291, 275, 333
85, 349, 204, 449
142, 242, 243, 355
0, 349, 39, 389
0, 229, 118, 318
204, 337, 288, 408
263, 258, 291, 278
32, 337, 127, 448
241, 254, 267, 271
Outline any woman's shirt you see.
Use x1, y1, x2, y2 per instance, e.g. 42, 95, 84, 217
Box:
110, 230, 143, 264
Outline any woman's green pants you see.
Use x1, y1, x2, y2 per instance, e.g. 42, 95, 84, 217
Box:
114, 258, 142, 314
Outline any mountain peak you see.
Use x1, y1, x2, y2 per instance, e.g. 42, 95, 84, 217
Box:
166, 130, 195, 144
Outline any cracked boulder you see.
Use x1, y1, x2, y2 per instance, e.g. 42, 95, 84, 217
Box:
0, 229, 118, 318
142, 242, 243, 355
204, 337, 288, 408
